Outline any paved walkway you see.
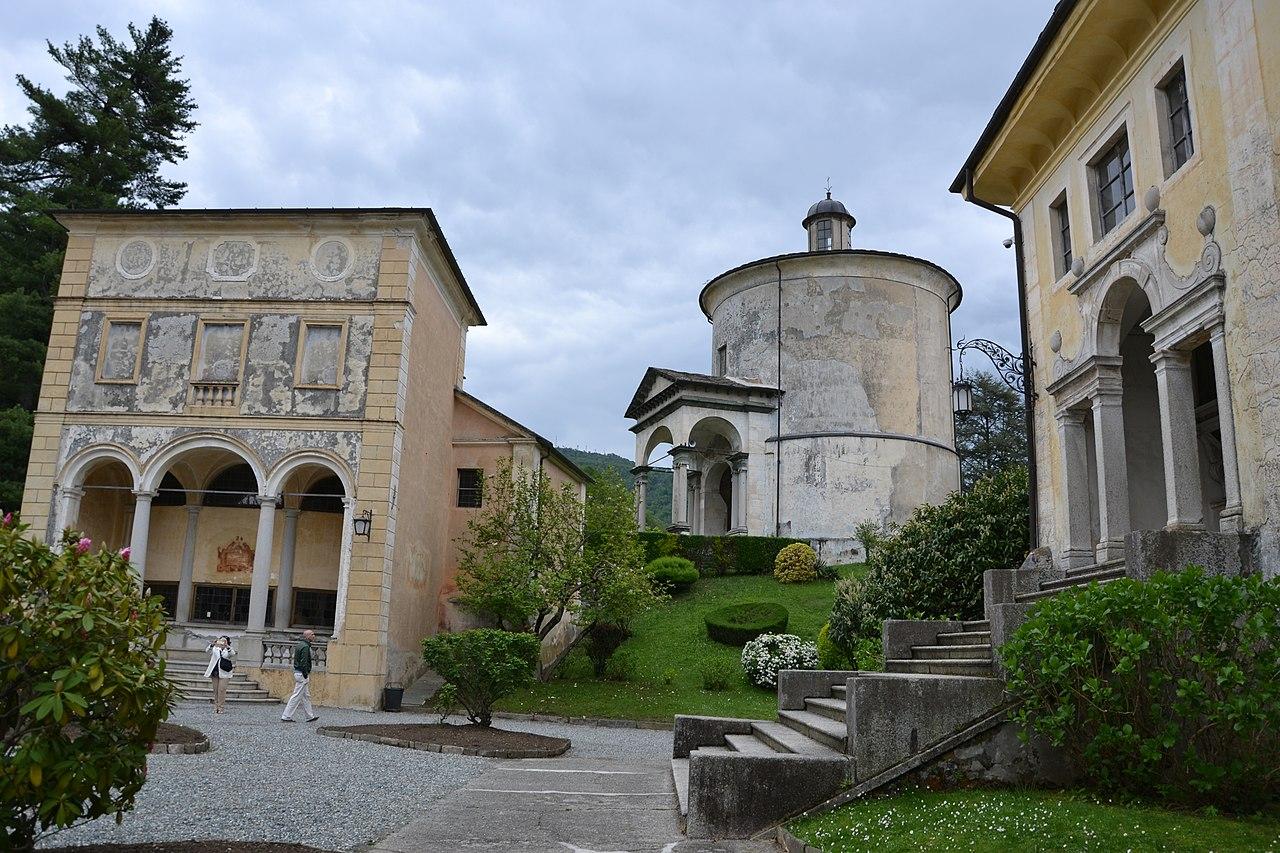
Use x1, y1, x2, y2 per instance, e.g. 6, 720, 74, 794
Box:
369, 756, 775, 853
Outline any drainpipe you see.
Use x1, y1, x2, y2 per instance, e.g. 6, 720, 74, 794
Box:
774, 261, 783, 537
962, 168, 1039, 551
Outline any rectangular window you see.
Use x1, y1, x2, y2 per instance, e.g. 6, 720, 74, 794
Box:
192, 585, 273, 625
296, 321, 345, 388
457, 468, 483, 508
816, 219, 833, 250
1161, 65, 1194, 173
1050, 193, 1072, 279
716, 344, 728, 377
292, 588, 337, 629
194, 321, 247, 382
97, 318, 145, 383
1092, 133, 1135, 237
148, 582, 179, 619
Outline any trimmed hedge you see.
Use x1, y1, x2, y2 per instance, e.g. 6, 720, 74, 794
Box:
646, 556, 699, 592
704, 601, 790, 645
639, 531, 804, 576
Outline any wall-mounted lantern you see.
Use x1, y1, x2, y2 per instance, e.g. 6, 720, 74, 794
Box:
352, 509, 373, 540
952, 379, 974, 416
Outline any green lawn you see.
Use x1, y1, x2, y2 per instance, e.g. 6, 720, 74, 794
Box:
787, 788, 1280, 853
495, 566, 863, 722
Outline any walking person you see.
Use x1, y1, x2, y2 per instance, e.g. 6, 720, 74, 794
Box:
281, 629, 319, 723
203, 635, 236, 714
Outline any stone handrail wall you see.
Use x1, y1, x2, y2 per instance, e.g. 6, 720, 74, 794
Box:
262, 637, 328, 671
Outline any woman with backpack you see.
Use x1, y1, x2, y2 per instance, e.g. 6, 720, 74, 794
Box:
203, 635, 236, 714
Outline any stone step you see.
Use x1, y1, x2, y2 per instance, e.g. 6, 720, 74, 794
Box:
751, 720, 844, 757
1064, 558, 1125, 579
1016, 574, 1122, 603
175, 695, 280, 705
804, 696, 847, 723
910, 644, 993, 661
671, 758, 689, 817
724, 733, 779, 755
694, 745, 733, 755
175, 688, 275, 700
935, 630, 991, 646
777, 709, 847, 753
1041, 565, 1126, 591
885, 658, 993, 677
962, 620, 990, 631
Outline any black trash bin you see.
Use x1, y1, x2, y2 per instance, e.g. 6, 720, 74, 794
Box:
382, 683, 404, 712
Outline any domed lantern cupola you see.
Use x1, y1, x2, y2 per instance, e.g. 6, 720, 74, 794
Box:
803, 187, 856, 251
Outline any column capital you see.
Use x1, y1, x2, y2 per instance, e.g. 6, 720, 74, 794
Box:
59, 485, 85, 498
1208, 320, 1227, 344
131, 489, 158, 501
1149, 348, 1193, 368
1054, 407, 1088, 426
186, 504, 203, 517
255, 494, 281, 508
283, 507, 302, 519
629, 465, 653, 476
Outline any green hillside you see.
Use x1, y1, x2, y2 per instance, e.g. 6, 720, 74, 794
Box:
556, 447, 672, 529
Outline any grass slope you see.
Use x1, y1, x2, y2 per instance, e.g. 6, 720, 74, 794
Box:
788, 788, 1280, 853
555, 446, 672, 529
495, 568, 862, 722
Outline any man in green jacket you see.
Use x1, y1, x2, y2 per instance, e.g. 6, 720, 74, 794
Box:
281, 629, 319, 722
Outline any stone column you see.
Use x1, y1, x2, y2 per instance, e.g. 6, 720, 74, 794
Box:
632, 468, 649, 531
57, 486, 84, 536
1151, 349, 1204, 530
1055, 410, 1094, 569
175, 506, 201, 622
246, 495, 279, 633
689, 471, 703, 535
1210, 324, 1243, 532
1091, 392, 1130, 562
128, 490, 157, 583
730, 455, 748, 533
332, 497, 355, 638
274, 508, 301, 630
670, 455, 690, 532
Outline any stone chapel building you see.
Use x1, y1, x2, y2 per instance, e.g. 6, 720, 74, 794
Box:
626, 196, 962, 562
19, 207, 588, 709
953, 0, 1279, 578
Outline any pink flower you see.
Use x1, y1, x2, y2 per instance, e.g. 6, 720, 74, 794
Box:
2, 512, 10, 526
119, 546, 132, 560
75, 537, 92, 554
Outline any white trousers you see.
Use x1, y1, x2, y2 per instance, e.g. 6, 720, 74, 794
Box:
281, 671, 315, 720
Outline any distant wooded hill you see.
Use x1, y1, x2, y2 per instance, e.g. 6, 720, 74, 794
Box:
556, 447, 672, 529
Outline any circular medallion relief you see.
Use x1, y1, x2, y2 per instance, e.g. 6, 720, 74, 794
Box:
116, 239, 156, 279
207, 239, 258, 281
311, 238, 354, 282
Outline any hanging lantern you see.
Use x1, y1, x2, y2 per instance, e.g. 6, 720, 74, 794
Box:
952, 379, 974, 416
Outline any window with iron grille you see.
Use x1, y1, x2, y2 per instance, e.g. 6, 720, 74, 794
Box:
816, 219, 833, 250
1162, 66, 1194, 172
1050, 192, 1072, 279
1093, 133, 1135, 236
292, 588, 337, 629
457, 468, 483, 508
193, 585, 273, 625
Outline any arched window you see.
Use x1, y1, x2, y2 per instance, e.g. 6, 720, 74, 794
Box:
299, 474, 344, 514
153, 471, 188, 507
202, 464, 259, 508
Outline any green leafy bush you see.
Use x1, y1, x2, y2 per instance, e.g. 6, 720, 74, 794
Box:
646, 556, 699, 592
637, 531, 803, 576
1002, 567, 1280, 812
582, 622, 631, 676
817, 621, 883, 671
813, 559, 838, 581
421, 629, 540, 727
603, 648, 638, 682
704, 601, 789, 646
700, 659, 737, 691
829, 467, 1027, 653
817, 622, 851, 669
1, 522, 173, 849
774, 542, 818, 583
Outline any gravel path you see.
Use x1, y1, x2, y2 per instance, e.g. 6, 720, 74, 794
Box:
39, 703, 673, 851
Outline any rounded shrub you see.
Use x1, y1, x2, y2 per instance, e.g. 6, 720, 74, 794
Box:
816, 622, 852, 669
421, 628, 540, 727
741, 633, 819, 688
704, 601, 790, 645
774, 542, 818, 583
646, 556, 699, 593
1002, 567, 1280, 812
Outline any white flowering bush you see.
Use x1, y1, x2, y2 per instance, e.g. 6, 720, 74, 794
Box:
740, 633, 819, 688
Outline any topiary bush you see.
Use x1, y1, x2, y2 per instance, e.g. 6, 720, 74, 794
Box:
704, 601, 790, 646
582, 622, 631, 676
1, 522, 174, 850
646, 556, 699, 592
1002, 567, 1280, 812
829, 466, 1028, 655
421, 629, 540, 727
774, 542, 818, 583
741, 633, 819, 688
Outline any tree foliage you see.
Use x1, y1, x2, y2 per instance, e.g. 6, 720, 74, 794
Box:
421, 629, 539, 727
955, 371, 1028, 490
454, 461, 661, 646
0, 17, 197, 500
1, 520, 173, 849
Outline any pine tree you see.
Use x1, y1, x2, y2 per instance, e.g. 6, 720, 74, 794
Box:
955, 371, 1029, 490
0, 17, 197, 508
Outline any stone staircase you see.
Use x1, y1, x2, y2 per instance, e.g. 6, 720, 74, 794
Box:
674, 553, 1128, 839
164, 651, 278, 706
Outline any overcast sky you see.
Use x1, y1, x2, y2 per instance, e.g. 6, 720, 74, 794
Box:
2, 1, 1055, 458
